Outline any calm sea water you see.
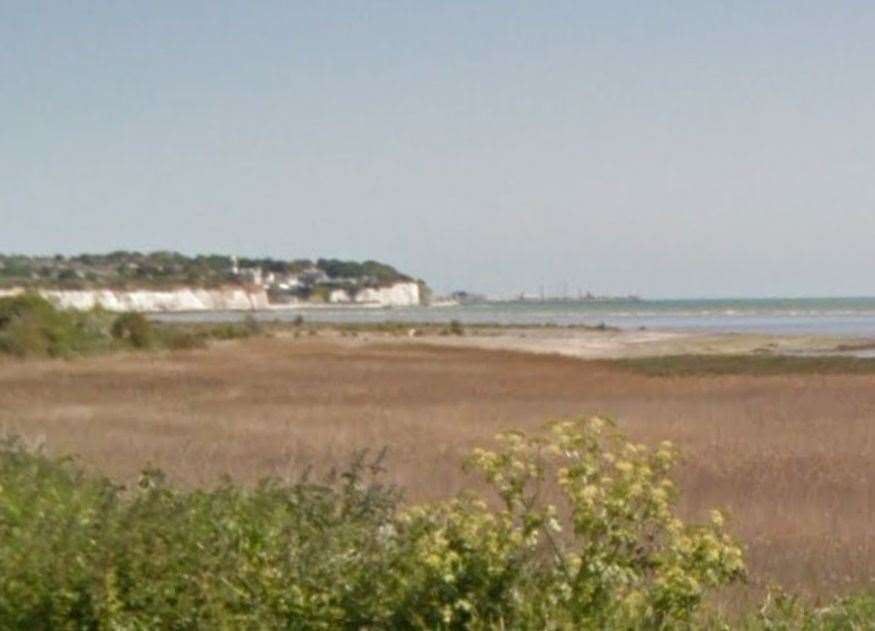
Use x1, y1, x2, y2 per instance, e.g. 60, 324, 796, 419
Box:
154, 297, 875, 337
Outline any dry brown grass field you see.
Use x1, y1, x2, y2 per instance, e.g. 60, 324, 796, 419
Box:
2, 334, 875, 603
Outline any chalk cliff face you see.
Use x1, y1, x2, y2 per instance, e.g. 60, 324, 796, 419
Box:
328, 282, 420, 307
355, 282, 420, 306
0, 287, 270, 312
0, 281, 422, 311
328, 288, 353, 304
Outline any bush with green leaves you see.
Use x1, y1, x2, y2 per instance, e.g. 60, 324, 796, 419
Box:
434, 418, 746, 628
0, 439, 399, 629
0, 294, 109, 358
2, 416, 873, 628
110, 312, 155, 349
0, 417, 776, 628
0, 297, 275, 360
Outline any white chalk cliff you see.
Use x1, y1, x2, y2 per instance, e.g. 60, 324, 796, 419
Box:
0, 281, 421, 312
0, 287, 270, 312
328, 282, 420, 307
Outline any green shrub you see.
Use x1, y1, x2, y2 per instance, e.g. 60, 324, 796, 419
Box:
0, 294, 108, 358
454, 418, 746, 628
0, 317, 52, 357
110, 313, 154, 349
0, 441, 400, 629
0, 298, 259, 359
0, 417, 757, 628
0, 293, 55, 328
0, 435, 119, 628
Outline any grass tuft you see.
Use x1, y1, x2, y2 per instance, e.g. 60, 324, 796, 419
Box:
607, 354, 875, 377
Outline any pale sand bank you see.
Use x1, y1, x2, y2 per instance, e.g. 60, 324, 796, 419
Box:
371, 327, 869, 359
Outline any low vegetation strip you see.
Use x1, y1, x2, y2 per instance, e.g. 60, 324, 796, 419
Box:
1, 416, 872, 628
606, 354, 875, 377
0, 294, 262, 358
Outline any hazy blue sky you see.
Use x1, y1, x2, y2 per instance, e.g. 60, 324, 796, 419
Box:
3, 2, 874, 298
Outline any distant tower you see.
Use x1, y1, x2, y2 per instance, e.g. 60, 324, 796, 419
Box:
230, 255, 239, 275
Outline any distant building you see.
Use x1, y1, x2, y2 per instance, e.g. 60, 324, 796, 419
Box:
299, 268, 329, 285
275, 274, 302, 290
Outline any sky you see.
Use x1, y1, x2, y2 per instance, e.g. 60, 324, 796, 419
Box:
2, 2, 874, 298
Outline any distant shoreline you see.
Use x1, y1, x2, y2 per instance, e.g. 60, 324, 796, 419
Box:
150, 297, 875, 337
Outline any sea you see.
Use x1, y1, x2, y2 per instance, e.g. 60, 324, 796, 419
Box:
154, 297, 875, 337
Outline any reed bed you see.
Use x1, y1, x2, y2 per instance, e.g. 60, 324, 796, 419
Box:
3, 337, 875, 604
